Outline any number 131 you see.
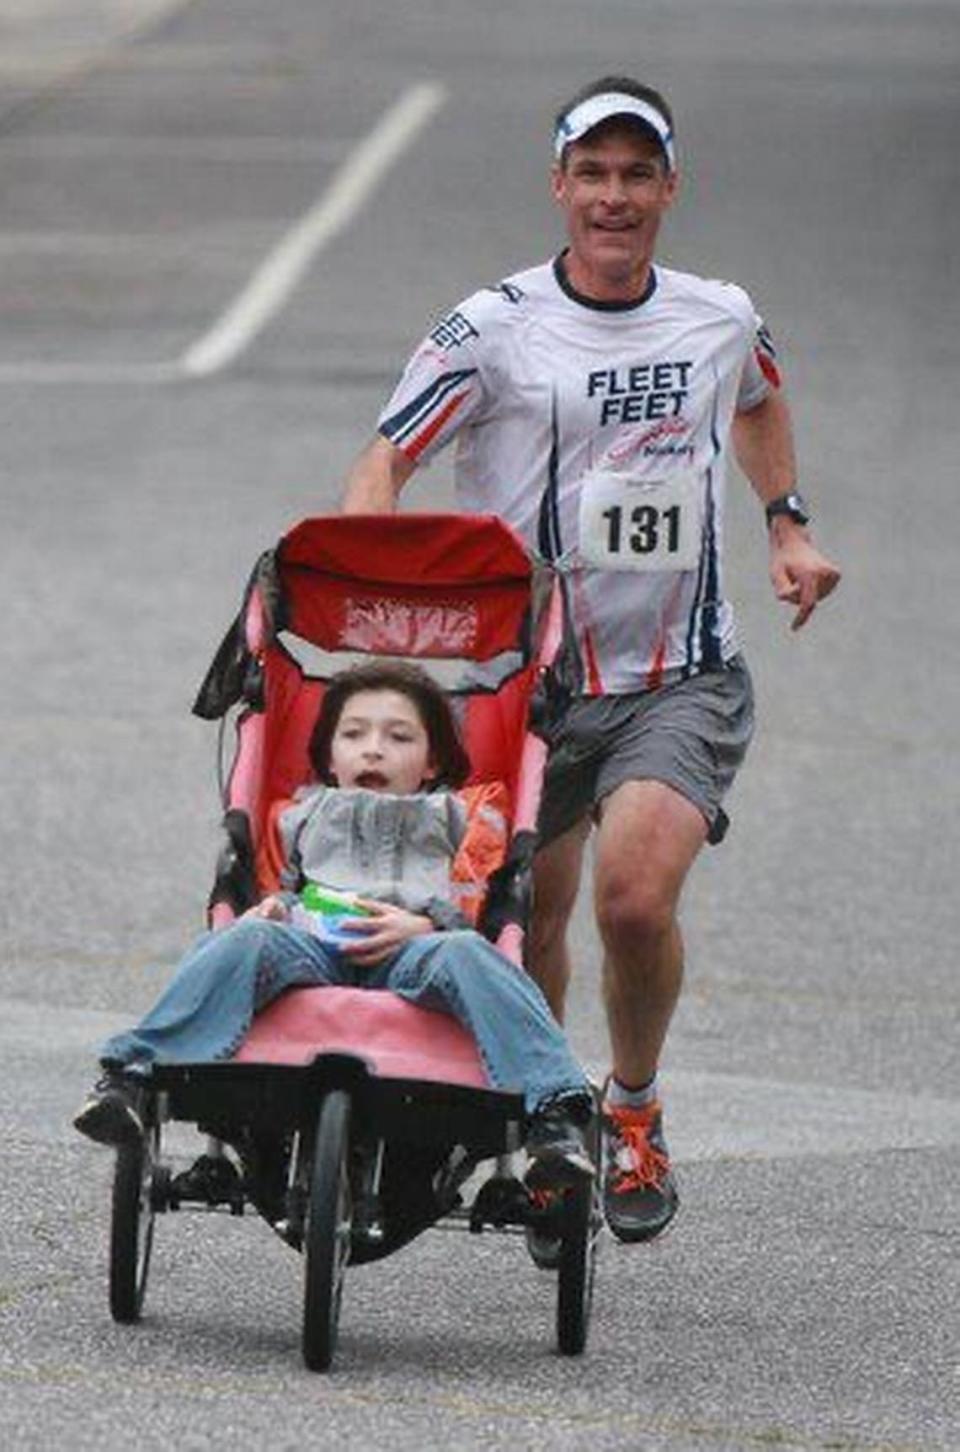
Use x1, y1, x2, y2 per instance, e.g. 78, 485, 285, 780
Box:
601, 503, 681, 555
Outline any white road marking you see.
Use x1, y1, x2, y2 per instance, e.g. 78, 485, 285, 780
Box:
0, 82, 446, 385
585, 1060, 960, 1163
662, 1067, 960, 1164
0, 0, 200, 87
12, 1000, 959, 1163
0, 226, 278, 260
179, 81, 447, 378
0, 136, 351, 162
0, 360, 182, 384
0, 42, 290, 76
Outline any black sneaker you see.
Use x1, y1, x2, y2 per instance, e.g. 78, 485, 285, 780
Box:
171, 1152, 241, 1206
524, 1095, 594, 1193
73, 1073, 143, 1147
602, 1097, 678, 1242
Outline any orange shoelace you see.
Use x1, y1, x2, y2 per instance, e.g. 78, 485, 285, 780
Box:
605, 1104, 670, 1193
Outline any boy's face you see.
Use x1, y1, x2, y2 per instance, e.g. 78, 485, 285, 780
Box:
329, 688, 435, 794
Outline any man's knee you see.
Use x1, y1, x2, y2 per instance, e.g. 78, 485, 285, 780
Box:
596, 873, 678, 953
594, 781, 705, 954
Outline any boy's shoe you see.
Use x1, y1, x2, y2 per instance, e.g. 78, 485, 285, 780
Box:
602, 1097, 678, 1242
524, 1096, 594, 1193
171, 1152, 242, 1206
73, 1074, 143, 1147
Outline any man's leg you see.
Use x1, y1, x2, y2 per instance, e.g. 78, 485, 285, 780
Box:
594, 779, 707, 1081
593, 778, 707, 1240
526, 816, 591, 1023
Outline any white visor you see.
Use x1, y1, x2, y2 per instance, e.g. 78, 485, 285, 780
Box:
554, 92, 676, 170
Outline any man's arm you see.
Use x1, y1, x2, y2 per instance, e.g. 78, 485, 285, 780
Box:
733, 389, 841, 631
342, 434, 417, 514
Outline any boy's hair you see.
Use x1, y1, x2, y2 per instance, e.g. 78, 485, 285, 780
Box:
308, 660, 472, 788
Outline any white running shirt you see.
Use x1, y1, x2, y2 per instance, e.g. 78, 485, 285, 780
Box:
378, 257, 779, 695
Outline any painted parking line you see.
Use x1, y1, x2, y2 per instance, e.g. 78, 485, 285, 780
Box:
179, 81, 446, 377
0, 360, 182, 384
0, 136, 350, 162
10, 1000, 959, 1164
662, 1067, 960, 1164
0, 0, 200, 113
0, 81, 446, 385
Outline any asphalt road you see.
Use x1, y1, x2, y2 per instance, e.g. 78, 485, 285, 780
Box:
1, 2, 958, 1448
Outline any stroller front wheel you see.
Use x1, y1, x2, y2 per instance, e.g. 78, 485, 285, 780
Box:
556, 1175, 598, 1356
302, 1090, 353, 1371
109, 1121, 159, 1323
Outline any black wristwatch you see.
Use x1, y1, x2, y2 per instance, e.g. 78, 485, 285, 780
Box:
765, 491, 811, 527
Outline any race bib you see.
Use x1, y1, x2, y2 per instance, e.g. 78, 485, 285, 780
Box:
578, 470, 702, 572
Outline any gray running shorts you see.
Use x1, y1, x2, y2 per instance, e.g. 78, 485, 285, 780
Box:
537, 655, 755, 847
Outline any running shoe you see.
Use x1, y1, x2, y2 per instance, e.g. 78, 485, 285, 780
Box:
73, 1073, 143, 1147
171, 1152, 242, 1206
524, 1095, 594, 1192
602, 1097, 678, 1242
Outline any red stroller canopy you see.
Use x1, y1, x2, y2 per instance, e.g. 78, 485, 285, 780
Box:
273, 514, 538, 663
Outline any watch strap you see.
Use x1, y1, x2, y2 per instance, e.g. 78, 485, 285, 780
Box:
765, 492, 811, 526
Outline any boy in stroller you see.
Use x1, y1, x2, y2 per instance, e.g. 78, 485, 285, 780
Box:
74, 659, 594, 1192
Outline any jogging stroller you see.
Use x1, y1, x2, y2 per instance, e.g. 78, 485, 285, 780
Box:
103, 513, 600, 1369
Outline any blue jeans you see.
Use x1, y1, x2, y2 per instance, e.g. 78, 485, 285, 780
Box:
101, 921, 589, 1114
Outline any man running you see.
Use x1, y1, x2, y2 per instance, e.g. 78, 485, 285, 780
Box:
341, 76, 841, 1243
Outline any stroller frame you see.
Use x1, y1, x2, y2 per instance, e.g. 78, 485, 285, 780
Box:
104, 513, 601, 1368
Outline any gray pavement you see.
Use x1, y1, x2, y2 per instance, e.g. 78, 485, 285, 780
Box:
1, 1, 958, 1448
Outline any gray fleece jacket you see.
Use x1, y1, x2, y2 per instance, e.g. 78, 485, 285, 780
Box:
278, 785, 469, 918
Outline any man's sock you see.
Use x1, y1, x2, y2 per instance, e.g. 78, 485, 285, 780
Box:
605, 1073, 659, 1110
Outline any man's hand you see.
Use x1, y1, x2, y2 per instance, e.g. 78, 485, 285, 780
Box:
769, 522, 842, 630
337, 899, 433, 966
734, 391, 842, 629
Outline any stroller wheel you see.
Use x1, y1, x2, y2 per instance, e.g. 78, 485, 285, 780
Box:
109, 1121, 160, 1323
302, 1090, 353, 1371
556, 1176, 599, 1355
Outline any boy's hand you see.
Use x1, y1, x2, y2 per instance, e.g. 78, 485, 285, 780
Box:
338, 900, 432, 966
241, 894, 290, 922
